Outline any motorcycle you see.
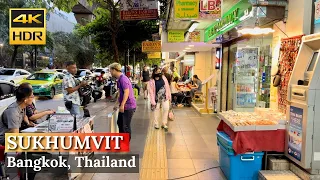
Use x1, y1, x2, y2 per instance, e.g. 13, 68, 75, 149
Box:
92, 79, 105, 103
76, 75, 93, 107
104, 77, 117, 102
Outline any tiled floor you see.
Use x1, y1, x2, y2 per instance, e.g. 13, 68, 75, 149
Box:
165, 108, 225, 180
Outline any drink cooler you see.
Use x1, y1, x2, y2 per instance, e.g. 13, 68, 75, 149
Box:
217, 132, 264, 180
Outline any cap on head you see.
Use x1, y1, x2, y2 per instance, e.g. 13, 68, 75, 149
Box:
109, 63, 122, 72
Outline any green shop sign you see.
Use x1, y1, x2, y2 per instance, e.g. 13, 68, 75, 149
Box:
204, 0, 252, 42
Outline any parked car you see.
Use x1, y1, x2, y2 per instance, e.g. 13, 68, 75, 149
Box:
92, 68, 108, 77
20, 70, 64, 99
0, 68, 31, 84
55, 69, 67, 74
0, 80, 17, 116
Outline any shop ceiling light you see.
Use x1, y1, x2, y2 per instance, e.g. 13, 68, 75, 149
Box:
238, 27, 275, 35
188, 45, 194, 47
188, 22, 199, 32
185, 47, 191, 50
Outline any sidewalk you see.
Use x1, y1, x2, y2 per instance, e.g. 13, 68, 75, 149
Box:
83, 98, 225, 180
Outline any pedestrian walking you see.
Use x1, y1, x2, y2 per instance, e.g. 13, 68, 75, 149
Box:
63, 61, 87, 116
148, 67, 171, 130
141, 66, 150, 99
110, 63, 136, 141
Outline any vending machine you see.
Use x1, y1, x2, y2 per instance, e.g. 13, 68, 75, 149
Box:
285, 33, 320, 174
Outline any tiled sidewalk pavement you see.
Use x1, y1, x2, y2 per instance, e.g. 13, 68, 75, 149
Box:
166, 108, 226, 180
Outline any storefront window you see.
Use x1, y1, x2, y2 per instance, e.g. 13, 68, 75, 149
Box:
227, 35, 272, 111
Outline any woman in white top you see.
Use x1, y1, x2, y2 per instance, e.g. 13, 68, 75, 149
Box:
171, 77, 184, 105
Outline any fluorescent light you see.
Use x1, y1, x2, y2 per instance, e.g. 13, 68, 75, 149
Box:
188, 22, 199, 32
188, 45, 194, 47
238, 27, 275, 35
185, 47, 191, 50
183, 50, 187, 52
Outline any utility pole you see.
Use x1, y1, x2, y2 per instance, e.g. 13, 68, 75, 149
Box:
126, 46, 130, 75
133, 48, 135, 79
34, 46, 38, 69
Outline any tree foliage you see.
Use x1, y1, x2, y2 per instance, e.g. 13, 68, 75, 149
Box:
51, 32, 96, 68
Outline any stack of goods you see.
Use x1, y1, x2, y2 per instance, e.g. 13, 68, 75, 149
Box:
218, 109, 286, 131
277, 35, 303, 113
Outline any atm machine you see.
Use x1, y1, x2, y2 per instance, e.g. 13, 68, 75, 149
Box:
285, 33, 320, 174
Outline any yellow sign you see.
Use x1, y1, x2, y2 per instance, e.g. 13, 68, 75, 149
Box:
142, 41, 161, 52
168, 30, 185, 42
148, 52, 161, 59
174, 0, 199, 19
9, 8, 46, 45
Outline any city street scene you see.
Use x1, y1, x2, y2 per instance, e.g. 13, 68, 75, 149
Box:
0, 0, 319, 180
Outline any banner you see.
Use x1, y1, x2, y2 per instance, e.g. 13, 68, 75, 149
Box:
174, 0, 199, 19
120, 0, 158, 20
142, 41, 161, 52
148, 52, 161, 59
188, 31, 201, 42
200, 0, 221, 19
168, 30, 185, 42
315, 0, 320, 24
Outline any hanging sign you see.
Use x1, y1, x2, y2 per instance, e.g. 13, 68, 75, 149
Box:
200, 0, 221, 19
204, 0, 252, 42
148, 52, 161, 59
174, 0, 199, 19
120, 0, 158, 20
142, 41, 161, 52
315, 0, 320, 24
168, 30, 185, 42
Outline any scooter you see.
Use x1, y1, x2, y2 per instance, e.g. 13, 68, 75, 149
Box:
104, 77, 117, 102
76, 75, 93, 107
92, 80, 105, 103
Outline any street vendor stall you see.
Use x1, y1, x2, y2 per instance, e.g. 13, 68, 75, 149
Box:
216, 108, 287, 180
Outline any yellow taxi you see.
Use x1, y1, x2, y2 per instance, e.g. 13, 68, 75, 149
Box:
20, 70, 65, 99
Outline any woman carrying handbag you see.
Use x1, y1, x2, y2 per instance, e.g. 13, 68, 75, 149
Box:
148, 67, 171, 130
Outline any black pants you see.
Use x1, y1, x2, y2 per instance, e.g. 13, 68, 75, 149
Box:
117, 108, 136, 141
172, 93, 184, 104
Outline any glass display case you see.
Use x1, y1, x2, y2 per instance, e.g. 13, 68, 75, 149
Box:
234, 47, 259, 112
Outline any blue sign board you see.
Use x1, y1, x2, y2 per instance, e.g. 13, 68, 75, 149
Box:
288, 106, 303, 161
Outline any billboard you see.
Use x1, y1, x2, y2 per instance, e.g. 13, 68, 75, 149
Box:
200, 0, 221, 19
120, 0, 158, 20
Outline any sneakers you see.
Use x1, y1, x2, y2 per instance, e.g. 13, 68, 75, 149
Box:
161, 125, 168, 131
154, 124, 159, 129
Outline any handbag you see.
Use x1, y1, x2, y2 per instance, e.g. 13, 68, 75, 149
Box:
273, 63, 281, 87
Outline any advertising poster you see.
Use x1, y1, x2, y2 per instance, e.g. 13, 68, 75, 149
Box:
175, 0, 199, 19
147, 52, 161, 59
315, 0, 320, 24
120, 0, 158, 20
288, 106, 303, 161
199, 0, 221, 19
188, 31, 201, 42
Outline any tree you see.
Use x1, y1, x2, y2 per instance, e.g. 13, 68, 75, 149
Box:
51, 31, 96, 68
51, 0, 162, 63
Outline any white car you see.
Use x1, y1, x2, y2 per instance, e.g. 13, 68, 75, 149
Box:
93, 68, 108, 77
0, 81, 36, 117
0, 68, 31, 84
0, 81, 16, 116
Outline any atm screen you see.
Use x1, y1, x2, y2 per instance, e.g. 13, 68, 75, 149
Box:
307, 52, 318, 71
